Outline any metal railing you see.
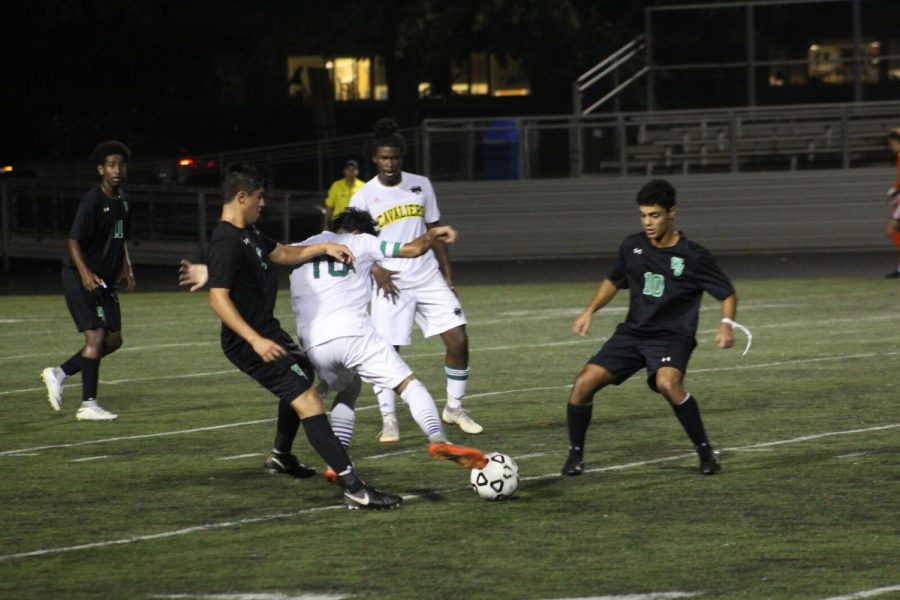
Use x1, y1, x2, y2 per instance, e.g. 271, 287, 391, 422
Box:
422, 100, 900, 180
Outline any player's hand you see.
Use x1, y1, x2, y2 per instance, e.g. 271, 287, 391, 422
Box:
715, 322, 735, 349
572, 312, 593, 337
80, 271, 105, 292
178, 259, 209, 292
428, 225, 457, 244
325, 243, 354, 266
251, 337, 288, 363
118, 269, 136, 292
372, 263, 400, 304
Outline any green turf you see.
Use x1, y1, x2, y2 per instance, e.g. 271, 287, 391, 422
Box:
0, 277, 898, 600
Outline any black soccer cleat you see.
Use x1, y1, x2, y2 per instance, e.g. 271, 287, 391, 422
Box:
561, 450, 585, 476
886, 270, 900, 279
343, 484, 403, 510
698, 447, 722, 475
264, 451, 317, 478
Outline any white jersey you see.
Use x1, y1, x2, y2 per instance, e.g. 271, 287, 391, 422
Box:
289, 231, 401, 349
349, 171, 441, 287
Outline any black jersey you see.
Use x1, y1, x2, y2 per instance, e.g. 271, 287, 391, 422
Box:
207, 221, 281, 353
607, 232, 735, 340
63, 185, 131, 282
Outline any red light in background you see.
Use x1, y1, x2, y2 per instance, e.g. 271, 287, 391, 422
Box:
178, 158, 195, 167
205, 160, 216, 168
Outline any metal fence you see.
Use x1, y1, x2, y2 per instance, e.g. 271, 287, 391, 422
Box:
0, 180, 324, 271
422, 100, 900, 181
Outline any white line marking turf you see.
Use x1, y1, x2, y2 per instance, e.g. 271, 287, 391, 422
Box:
152, 594, 354, 600
69, 455, 110, 463
217, 453, 265, 461
0, 422, 896, 564
819, 585, 900, 600
544, 594, 700, 600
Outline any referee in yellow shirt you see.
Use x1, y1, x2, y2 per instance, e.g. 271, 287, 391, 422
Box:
323, 159, 364, 229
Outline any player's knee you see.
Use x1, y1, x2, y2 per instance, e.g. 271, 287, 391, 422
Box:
654, 375, 683, 400
571, 368, 604, 403
105, 334, 123, 354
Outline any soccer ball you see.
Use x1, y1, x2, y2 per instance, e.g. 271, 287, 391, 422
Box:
470, 452, 519, 501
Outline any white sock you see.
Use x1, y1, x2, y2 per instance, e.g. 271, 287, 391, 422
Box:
82, 399, 98, 408
400, 379, 445, 439
445, 365, 469, 411
374, 385, 397, 420
330, 402, 356, 450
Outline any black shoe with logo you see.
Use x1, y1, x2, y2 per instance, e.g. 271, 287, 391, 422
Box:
264, 451, 316, 478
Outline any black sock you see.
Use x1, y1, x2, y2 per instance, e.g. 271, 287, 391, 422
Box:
80, 356, 99, 402
273, 396, 300, 454
566, 403, 593, 455
672, 394, 710, 450
61, 352, 82, 377
300, 414, 359, 491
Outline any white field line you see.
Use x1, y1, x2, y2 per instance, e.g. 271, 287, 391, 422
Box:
0, 341, 216, 362
543, 594, 700, 600
152, 594, 354, 600
217, 453, 264, 461
364, 449, 419, 460
2, 350, 897, 458
819, 585, 900, 600
69, 455, 110, 463
0, 422, 896, 563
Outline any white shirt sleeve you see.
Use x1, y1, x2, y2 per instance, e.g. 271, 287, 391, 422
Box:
423, 178, 440, 224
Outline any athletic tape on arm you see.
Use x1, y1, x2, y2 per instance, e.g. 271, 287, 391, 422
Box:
721, 318, 753, 356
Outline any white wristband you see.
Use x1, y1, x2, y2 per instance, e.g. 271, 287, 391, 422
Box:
720, 318, 752, 356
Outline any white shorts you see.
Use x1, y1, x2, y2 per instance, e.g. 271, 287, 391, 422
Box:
371, 269, 467, 346
306, 330, 413, 396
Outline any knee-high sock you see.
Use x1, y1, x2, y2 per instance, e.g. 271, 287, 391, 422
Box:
80, 356, 99, 402
273, 395, 301, 454
374, 385, 397, 419
300, 414, 352, 477
330, 401, 356, 450
445, 364, 469, 410
566, 402, 593, 453
400, 379, 446, 442
61, 352, 82, 377
672, 393, 711, 449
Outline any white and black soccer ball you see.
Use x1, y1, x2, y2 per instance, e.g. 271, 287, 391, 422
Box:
470, 452, 519, 501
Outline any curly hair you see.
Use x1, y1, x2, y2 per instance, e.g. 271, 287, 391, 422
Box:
371, 118, 406, 156
636, 179, 676, 210
91, 140, 131, 166
331, 207, 379, 236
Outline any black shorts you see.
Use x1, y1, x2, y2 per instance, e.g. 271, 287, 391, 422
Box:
62, 267, 122, 332
588, 330, 696, 392
224, 329, 314, 404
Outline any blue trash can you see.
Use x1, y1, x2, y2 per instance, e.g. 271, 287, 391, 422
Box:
483, 119, 519, 180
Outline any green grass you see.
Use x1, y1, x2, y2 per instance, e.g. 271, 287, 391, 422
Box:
0, 276, 898, 600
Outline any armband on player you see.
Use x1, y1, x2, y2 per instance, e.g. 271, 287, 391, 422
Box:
721, 318, 752, 357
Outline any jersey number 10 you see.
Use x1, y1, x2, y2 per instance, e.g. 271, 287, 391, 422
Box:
312, 256, 351, 279
642, 272, 665, 297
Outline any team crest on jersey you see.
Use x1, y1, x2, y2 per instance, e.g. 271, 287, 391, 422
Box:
670, 257, 685, 276
410, 185, 422, 194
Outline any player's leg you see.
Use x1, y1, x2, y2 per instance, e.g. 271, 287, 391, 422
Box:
647, 336, 720, 475
72, 326, 119, 421
563, 363, 617, 475
412, 277, 479, 433
885, 216, 900, 278
370, 289, 416, 442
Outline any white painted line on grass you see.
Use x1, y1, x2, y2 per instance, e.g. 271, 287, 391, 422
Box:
70, 455, 110, 463
1, 422, 896, 563
0, 419, 274, 457
0, 341, 216, 362
835, 452, 871, 459
153, 593, 354, 600
217, 453, 264, 461
364, 449, 419, 460
544, 594, 700, 600
819, 584, 900, 600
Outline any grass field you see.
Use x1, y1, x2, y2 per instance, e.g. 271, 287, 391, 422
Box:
1, 275, 898, 600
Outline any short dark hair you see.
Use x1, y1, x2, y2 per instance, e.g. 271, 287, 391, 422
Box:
888, 129, 900, 142
636, 179, 676, 210
331, 207, 378, 236
222, 163, 266, 204
371, 118, 406, 155
92, 140, 131, 166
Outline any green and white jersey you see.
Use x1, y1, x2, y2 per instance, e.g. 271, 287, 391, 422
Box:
289, 231, 401, 349
349, 171, 441, 288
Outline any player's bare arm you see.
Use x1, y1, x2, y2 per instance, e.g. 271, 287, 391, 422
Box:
398, 225, 458, 258
208, 287, 287, 362
426, 221, 454, 289
269, 242, 355, 267
118, 244, 136, 291
715, 293, 738, 349
572, 279, 619, 337
67, 239, 105, 291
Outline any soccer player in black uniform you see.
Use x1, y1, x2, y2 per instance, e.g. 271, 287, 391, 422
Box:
207, 163, 401, 509
41, 141, 136, 421
562, 179, 737, 477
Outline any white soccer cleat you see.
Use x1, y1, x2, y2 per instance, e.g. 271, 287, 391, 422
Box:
76, 404, 118, 421
41, 367, 66, 412
442, 406, 483, 434
377, 414, 400, 443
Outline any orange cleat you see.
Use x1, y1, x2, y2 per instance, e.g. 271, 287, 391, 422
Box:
428, 442, 488, 469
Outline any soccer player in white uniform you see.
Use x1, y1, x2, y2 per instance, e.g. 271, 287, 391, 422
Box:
178, 208, 486, 478
349, 118, 481, 442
